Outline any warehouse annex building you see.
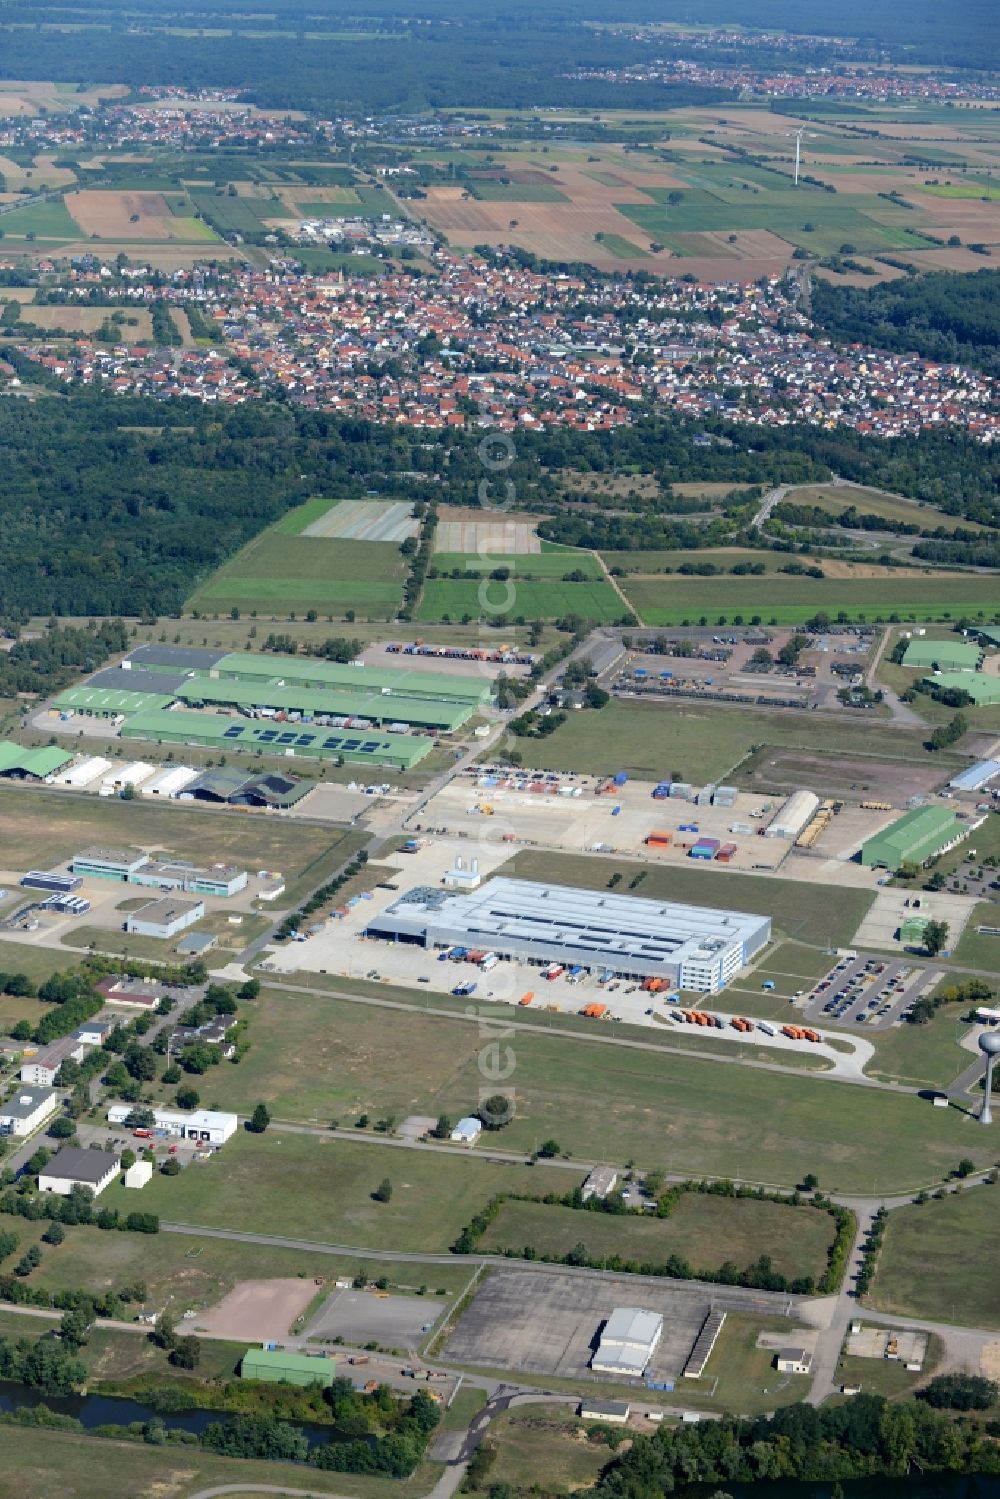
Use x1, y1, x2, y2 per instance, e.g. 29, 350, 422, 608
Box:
901, 639, 982, 672
591, 1308, 664, 1377
366, 877, 771, 992
860, 806, 966, 870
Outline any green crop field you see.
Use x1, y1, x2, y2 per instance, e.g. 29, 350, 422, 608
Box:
0, 196, 79, 239
620, 573, 1000, 626
595, 232, 650, 257
466, 180, 569, 202
431, 552, 604, 579
0, 785, 362, 905
416, 577, 624, 623
780, 483, 990, 533
188, 186, 285, 233
187, 525, 407, 619
617, 194, 941, 256
502, 846, 873, 947
870, 1186, 1000, 1329
509, 696, 937, 784
479, 1194, 836, 1282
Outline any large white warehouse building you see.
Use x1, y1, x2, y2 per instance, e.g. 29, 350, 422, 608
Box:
366, 876, 771, 992
764, 790, 820, 840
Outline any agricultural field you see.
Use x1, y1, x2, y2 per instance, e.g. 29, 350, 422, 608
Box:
478, 1194, 837, 1282
0, 196, 78, 240
416, 577, 625, 624
0, 786, 363, 906
431, 551, 604, 579
620, 572, 1000, 627
14, 304, 155, 341
186, 506, 409, 620
870, 1186, 1000, 1330
509, 696, 941, 785
66, 189, 219, 241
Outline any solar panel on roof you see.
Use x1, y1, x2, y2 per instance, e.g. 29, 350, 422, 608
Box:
322, 736, 341, 749
296, 734, 314, 746
360, 744, 376, 752
258, 730, 277, 742
224, 726, 244, 738
342, 739, 361, 749
278, 732, 296, 744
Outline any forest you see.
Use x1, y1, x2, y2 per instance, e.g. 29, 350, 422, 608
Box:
0, 0, 993, 116
593, 1395, 1000, 1494
812, 269, 1000, 378
0, 395, 997, 617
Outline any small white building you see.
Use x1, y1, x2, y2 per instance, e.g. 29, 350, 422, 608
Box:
578, 1399, 631, 1424
107, 1103, 238, 1146
582, 1166, 619, 1201
775, 1347, 813, 1375
124, 897, 205, 939
38, 1146, 120, 1198
123, 1160, 154, 1189
0, 1088, 58, 1137
140, 766, 199, 798
55, 756, 112, 789
443, 856, 482, 892
450, 1116, 483, 1146
591, 1308, 663, 1377
100, 761, 156, 794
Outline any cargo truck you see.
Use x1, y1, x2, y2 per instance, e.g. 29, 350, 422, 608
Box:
544, 964, 565, 980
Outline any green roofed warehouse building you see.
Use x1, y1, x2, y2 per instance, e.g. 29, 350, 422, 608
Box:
860, 805, 964, 870
922, 672, 1000, 706
212, 652, 493, 707
241, 1348, 336, 1388
0, 742, 72, 780
178, 676, 472, 733
53, 686, 175, 718
901, 639, 982, 672
121, 709, 432, 771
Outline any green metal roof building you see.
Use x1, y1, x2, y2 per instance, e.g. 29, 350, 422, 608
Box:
860, 805, 962, 869
214, 651, 492, 706
902, 639, 981, 672
241, 1348, 336, 1388
54, 686, 175, 717
120, 709, 433, 771
923, 671, 1000, 705
899, 915, 930, 946
0, 741, 73, 779
178, 676, 472, 733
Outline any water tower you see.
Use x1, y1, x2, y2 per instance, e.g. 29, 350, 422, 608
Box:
978, 1032, 1000, 1125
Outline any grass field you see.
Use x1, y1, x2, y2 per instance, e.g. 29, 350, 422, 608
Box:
203, 985, 994, 1193
0, 1424, 438, 1499
13, 1214, 471, 1310
0, 786, 363, 906
431, 552, 604, 579
620, 573, 1000, 627
783, 483, 990, 534
416, 578, 625, 624
99, 1131, 571, 1251
479, 1194, 836, 1281
502, 846, 873, 947
187, 525, 407, 619
485, 1406, 610, 1493
952, 904, 1000, 971
508, 696, 939, 784
0, 196, 78, 239
865, 1002, 975, 1090
870, 1186, 1000, 1329
466, 180, 569, 202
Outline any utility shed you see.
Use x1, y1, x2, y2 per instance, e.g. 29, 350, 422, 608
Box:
902, 639, 981, 672
860, 805, 962, 869
241, 1348, 336, 1387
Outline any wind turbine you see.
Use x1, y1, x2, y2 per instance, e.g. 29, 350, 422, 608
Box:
790, 128, 815, 187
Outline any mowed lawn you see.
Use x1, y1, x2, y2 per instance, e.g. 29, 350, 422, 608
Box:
870, 1186, 1000, 1329
416, 578, 625, 624
517, 697, 938, 783
479, 1195, 837, 1282
99, 1131, 571, 1251
503, 846, 873, 946
187, 530, 406, 619
192, 988, 994, 1193
0, 786, 362, 905
621, 573, 1000, 626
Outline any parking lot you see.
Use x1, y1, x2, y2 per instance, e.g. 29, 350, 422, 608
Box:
800, 953, 939, 1031
444, 1265, 792, 1383
304, 1286, 443, 1350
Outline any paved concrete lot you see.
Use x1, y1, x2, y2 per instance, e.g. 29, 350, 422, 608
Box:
306, 1287, 439, 1348
851, 889, 976, 954
444, 1266, 791, 1382
419, 773, 793, 874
